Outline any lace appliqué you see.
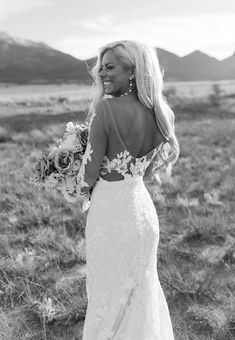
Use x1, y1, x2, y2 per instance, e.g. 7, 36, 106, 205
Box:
100, 150, 132, 177
129, 157, 151, 177
100, 144, 163, 179
76, 142, 93, 194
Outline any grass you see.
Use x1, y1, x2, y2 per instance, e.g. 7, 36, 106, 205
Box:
0, 91, 235, 339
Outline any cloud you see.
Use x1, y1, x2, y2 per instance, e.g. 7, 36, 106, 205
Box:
0, 0, 53, 20
54, 14, 235, 60
82, 15, 114, 30
52, 35, 115, 60
70, 15, 113, 31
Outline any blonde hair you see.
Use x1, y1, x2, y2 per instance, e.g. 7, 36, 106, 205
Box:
89, 40, 179, 173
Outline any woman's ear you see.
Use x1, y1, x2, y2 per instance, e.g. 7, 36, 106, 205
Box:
127, 66, 135, 79
131, 67, 136, 79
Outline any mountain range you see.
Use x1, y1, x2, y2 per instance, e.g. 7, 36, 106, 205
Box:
0, 31, 234, 84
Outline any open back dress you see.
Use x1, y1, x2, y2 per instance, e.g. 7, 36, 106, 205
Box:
77, 97, 175, 340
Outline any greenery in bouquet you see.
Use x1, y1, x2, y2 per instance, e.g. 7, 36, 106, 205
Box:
31, 121, 88, 202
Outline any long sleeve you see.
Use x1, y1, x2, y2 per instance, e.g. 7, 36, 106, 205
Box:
76, 99, 108, 196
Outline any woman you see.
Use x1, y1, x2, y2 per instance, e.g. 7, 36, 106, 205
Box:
76, 40, 179, 340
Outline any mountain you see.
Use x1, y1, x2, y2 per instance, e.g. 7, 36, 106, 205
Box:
178, 50, 222, 81
156, 48, 235, 81
220, 52, 235, 80
156, 48, 182, 81
0, 32, 234, 83
0, 31, 92, 84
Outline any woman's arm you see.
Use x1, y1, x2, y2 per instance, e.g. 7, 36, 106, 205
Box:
76, 100, 108, 195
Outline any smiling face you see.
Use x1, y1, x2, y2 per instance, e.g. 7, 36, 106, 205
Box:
99, 50, 132, 97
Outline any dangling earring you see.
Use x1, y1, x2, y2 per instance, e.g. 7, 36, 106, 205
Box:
129, 75, 134, 90
120, 75, 135, 97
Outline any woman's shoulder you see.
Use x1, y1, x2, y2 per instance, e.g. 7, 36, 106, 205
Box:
94, 97, 124, 113
93, 98, 113, 121
104, 94, 144, 114
95, 95, 152, 122
98, 96, 123, 109
105, 94, 138, 105
94, 98, 109, 111
94, 96, 131, 116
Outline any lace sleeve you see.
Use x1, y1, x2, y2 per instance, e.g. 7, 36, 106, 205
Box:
76, 100, 108, 195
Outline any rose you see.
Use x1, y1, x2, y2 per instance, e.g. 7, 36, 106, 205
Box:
35, 154, 51, 181
45, 173, 61, 188
59, 177, 79, 203
61, 134, 76, 150
54, 148, 74, 173
66, 122, 76, 134
66, 158, 82, 176
47, 147, 58, 161
73, 159, 81, 172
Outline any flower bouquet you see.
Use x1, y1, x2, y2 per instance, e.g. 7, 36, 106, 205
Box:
31, 122, 88, 203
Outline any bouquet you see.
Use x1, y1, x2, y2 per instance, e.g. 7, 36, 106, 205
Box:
31, 122, 88, 203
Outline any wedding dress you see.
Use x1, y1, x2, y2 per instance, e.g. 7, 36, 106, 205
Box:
77, 98, 175, 340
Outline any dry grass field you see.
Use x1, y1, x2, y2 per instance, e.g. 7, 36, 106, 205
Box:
0, 84, 91, 117
0, 83, 235, 339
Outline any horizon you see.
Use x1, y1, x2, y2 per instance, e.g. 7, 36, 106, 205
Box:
0, 30, 233, 62
0, 0, 235, 61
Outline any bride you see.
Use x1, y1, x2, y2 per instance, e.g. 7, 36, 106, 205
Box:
76, 40, 179, 340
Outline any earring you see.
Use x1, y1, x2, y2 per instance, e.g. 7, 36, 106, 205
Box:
120, 75, 135, 97
129, 75, 134, 88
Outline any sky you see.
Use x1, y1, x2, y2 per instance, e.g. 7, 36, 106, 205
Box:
0, 0, 235, 60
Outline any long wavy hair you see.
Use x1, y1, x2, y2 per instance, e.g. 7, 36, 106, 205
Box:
88, 40, 179, 173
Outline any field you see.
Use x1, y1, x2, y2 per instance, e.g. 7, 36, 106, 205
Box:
167, 80, 235, 98
0, 82, 235, 340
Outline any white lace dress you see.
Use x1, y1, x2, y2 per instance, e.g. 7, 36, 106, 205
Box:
77, 98, 175, 340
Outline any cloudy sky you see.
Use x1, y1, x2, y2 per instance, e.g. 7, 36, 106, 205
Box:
0, 0, 234, 60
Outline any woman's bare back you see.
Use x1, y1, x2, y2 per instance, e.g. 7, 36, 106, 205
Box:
105, 95, 165, 159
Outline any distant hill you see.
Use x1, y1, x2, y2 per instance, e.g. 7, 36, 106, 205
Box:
156, 48, 235, 81
0, 32, 92, 84
0, 31, 234, 83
